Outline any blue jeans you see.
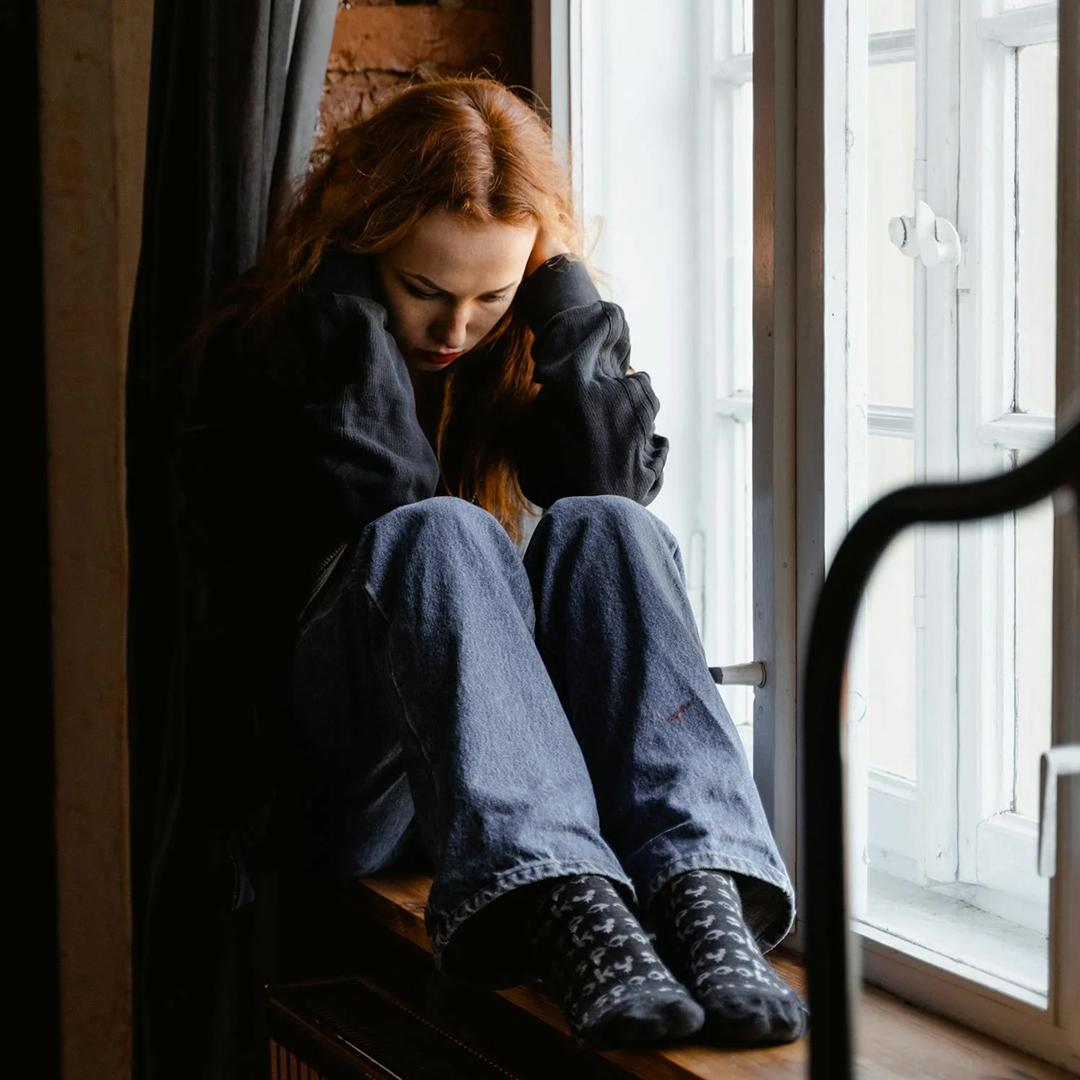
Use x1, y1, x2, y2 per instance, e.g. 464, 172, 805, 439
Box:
289, 495, 794, 985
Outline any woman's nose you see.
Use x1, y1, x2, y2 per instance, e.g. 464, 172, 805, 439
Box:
432, 305, 470, 351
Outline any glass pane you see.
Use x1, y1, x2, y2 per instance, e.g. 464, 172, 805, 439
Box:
868, 0, 915, 34
867, 61, 915, 407
866, 435, 917, 779
1017, 42, 1058, 416
1013, 492, 1054, 819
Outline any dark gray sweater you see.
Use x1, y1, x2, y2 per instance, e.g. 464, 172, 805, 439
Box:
184, 249, 669, 629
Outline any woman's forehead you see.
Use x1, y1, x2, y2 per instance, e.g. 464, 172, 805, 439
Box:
390, 209, 536, 292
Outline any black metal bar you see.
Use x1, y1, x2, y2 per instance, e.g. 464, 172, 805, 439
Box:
803, 416, 1080, 1079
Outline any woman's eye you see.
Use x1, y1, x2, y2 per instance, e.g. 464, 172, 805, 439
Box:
406, 284, 443, 300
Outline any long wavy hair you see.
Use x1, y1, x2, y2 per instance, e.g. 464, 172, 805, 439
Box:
189, 74, 600, 545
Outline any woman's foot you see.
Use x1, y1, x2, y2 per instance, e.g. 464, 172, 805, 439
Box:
650, 869, 808, 1046
529, 874, 705, 1049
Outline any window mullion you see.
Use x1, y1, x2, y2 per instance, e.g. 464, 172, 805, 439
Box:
915, 0, 962, 888
957, 3, 1023, 896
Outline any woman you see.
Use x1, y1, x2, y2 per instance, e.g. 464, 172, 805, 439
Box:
185, 75, 807, 1051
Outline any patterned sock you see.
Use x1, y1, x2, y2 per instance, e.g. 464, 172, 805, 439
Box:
650, 869, 809, 1046
529, 874, 705, 1048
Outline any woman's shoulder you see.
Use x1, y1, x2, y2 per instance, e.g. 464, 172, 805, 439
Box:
194, 248, 384, 410
301, 246, 377, 301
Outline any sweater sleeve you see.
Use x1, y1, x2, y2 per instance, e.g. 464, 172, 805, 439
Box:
509, 254, 670, 510
293, 253, 441, 537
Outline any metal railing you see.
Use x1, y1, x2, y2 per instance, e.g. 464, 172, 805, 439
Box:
802, 414, 1080, 1078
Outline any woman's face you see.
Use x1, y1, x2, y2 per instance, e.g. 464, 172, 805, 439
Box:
374, 208, 538, 381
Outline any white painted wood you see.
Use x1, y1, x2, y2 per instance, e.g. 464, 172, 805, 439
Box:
865, 870, 1047, 995
867, 403, 915, 438
695, 0, 720, 666
869, 28, 916, 65
706, 4, 756, 733
956, 0, 1017, 892
868, 771, 921, 881
977, 3, 1059, 48
975, 812, 1049, 924
714, 389, 753, 422
713, 52, 752, 84
822, 0, 870, 918
915, 0, 961, 887
977, 410, 1057, 451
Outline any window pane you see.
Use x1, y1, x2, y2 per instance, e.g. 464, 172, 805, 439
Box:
867, 61, 915, 407
866, 435, 917, 779
1013, 492, 1054, 819
868, 0, 915, 34
1017, 42, 1058, 416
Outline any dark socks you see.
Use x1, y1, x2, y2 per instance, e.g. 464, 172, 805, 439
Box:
529, 874, 705, 1048
651, 869, 808, 1046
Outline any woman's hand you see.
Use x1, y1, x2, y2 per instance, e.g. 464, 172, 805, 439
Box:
524, 226, 572, 278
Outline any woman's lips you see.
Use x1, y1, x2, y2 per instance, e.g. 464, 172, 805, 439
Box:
417, 350, 462, 366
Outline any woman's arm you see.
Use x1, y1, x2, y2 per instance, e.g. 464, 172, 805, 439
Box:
188, 250, 440, 552
509, 254, 670, 509
293, 251, 441, 535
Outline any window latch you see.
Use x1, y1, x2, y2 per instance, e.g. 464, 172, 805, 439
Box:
709, 662, 766, 687
1037, 744, 1080, 877
888, 199, 963, 269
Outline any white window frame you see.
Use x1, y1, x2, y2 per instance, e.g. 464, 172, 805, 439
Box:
859, 0, 1061, 941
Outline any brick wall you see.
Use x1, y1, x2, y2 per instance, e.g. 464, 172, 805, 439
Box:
319, 0, 532, 152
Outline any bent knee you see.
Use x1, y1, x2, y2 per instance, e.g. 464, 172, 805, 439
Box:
542, 493, 679, 553
545, 493, 655, 530
371, 496, 498, 539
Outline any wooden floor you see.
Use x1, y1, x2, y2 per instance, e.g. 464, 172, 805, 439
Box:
347, 872, 1072, 1079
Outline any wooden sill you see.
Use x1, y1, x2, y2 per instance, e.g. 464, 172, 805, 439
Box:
336, 872, 1070, 1079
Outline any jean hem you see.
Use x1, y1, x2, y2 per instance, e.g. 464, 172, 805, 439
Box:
635, 850, 796, 954
427, 857, 638, 983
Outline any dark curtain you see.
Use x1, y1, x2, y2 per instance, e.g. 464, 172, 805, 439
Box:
126, 3, 337, 1077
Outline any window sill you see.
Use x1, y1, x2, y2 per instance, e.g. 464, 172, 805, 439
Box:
862, 868, 1047, 1003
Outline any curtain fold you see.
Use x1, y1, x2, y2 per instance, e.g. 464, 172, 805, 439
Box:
126, 3, 337, 1077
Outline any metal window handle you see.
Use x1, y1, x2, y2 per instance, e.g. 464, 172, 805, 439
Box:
1037, 744, 1080, 877
709, 661, 767, 687
888, 199, 962, 268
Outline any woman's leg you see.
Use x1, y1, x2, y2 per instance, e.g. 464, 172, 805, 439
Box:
521, 494, 795, 948
522, 496, 807, 1043
291, 496, 637, 985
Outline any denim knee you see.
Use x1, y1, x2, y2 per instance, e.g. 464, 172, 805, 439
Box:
368, 495, 509, 549
539, 494, 685, 582
361, 497, 513, 581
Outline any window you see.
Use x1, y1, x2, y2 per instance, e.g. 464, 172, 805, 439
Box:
849, 0, 1060, 1000
535, 0, 1079, 1068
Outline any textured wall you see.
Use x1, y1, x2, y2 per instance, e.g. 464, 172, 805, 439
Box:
38, 0, 154, 1075
319, 0, 531, 152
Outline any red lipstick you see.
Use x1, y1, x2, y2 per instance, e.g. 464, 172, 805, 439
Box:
417, 350, 462, 366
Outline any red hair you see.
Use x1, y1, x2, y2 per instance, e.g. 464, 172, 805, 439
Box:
190, 74, 600, 544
